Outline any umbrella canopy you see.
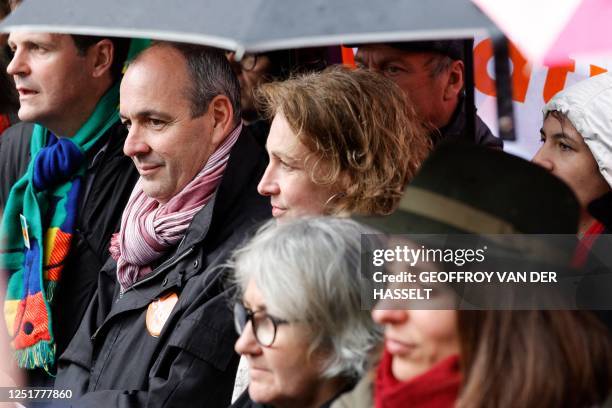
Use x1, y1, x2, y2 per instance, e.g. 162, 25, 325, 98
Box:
1, 0, 496, 56
1, 0, 516, 140
473, 0, 612, 66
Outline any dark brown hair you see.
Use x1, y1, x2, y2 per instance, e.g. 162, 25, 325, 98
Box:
0, 0, 10, 19
457, 310, 612, 408
70, 35, 130, 83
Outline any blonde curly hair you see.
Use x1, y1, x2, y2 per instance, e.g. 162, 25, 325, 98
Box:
257, 65, 431, 215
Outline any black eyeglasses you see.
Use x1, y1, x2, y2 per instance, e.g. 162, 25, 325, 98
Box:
226, 52, 258, 71
233, 302, 289, 347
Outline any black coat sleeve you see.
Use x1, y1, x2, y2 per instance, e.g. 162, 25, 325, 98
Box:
0, 122, 33, 207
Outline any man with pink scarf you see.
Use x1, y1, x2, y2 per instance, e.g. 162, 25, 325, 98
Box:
53, 42, 271, 407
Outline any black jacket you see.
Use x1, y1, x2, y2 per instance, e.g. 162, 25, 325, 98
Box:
0, 121, 139, 368
588, 191, 612, 233
434, 96, 503, 149
0, 122, 33, 204
246, 119, 270, 148
54, 129, 272, 407
580, 192, 612, 331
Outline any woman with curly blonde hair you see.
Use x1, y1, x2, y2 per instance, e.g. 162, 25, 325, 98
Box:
256, 65, 431, 221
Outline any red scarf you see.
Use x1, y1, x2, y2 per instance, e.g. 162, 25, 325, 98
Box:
571, 220, 605, 268
374, 348, 461, 408
0, 114, 10, 135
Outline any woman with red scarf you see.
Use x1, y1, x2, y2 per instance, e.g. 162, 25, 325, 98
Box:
334, 144, 612, 408
371, 309, 460, 408
333, 307, 612, 408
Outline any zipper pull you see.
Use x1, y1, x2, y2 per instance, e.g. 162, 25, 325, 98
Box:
91, 326, 101, 341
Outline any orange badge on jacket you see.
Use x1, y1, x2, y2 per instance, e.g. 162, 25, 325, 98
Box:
146, 292, 179, 337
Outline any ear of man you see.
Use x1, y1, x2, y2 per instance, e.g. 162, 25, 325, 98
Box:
443, 60, 464, 101
208, 94, 236, 147
87, 39, 114, 80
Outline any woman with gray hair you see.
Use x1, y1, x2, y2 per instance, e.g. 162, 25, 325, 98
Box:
230, 217, 382, 408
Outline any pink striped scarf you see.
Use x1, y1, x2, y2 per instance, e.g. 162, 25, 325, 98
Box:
109, 124, 242, 291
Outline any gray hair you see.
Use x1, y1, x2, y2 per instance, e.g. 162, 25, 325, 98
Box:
425, 53, 454, 78
232, 217, 382, 380
144, 41, 241, 123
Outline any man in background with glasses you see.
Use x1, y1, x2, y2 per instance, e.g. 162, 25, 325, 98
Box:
226, 48, 328, 146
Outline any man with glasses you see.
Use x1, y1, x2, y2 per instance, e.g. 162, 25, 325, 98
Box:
54, 42, 270, 407
226, 51, 291, 126
226, 48, 328, 146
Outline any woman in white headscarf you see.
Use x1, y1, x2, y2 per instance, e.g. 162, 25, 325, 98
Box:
533, 72, 612, 237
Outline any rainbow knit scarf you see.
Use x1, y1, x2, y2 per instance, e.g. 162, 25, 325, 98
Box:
1, 84, 120, 371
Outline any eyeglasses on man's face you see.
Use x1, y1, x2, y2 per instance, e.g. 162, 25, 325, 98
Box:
233, 302, 289, 347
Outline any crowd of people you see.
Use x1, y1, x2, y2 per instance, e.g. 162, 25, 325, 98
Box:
0, 2, 611, 407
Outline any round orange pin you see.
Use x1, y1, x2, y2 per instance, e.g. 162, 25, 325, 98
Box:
146, 292, 179, 337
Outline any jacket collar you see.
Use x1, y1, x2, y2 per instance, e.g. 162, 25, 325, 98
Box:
434, 94, 470, 145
